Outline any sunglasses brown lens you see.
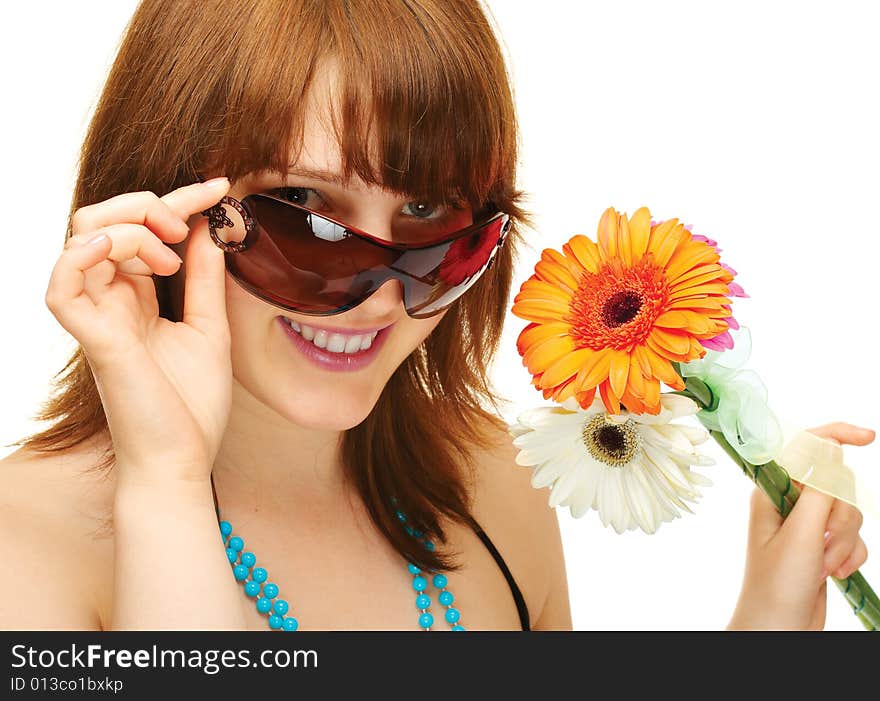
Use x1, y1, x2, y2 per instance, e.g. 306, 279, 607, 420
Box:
215, 194, 505, 316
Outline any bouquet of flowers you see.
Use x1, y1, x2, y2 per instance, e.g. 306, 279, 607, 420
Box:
507, 206, 879, 630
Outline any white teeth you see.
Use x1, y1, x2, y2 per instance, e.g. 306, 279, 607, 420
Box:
283, 317, 380, 354
327, 333, 347, 352
344, 335, 362, 353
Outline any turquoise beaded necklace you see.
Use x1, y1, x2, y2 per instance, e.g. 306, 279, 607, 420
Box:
212, 479, 466, 631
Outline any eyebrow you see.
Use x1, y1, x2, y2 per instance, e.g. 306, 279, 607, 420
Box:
286, 165, 348, 185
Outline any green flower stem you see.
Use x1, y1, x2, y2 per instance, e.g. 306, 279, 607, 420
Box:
675, 385, 880, 631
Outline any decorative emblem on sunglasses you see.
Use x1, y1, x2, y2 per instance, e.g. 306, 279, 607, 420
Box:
200, 196, 254, 253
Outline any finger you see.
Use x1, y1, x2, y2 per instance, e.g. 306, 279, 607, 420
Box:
45, 234, 112, 340
834, 538, 868, 579
181, 214, 229, 339
159, 177, 232, 227
807, 422, 876, 446
81, 259, 118, 304
71, 190, 189, 244
116, 257, 158, 276
69, 222, 182, 284
808, 579, 828, 630
822, 501, 864, 576
779, 485, 837, 547
747, 486, 783, 547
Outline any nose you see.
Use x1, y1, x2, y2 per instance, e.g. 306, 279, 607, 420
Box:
355, 277, 405, 317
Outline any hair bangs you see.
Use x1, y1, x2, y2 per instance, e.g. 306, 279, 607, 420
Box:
199, 1, 511, 213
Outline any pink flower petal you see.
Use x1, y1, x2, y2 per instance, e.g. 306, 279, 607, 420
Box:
691, 233, 720, 252
721, 262, 738, 276
727, 281, 749, 298
700, 330, 735, 351
699, 337, 726, 351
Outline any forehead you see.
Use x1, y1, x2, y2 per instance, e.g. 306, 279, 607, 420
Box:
290, 58, 379, 192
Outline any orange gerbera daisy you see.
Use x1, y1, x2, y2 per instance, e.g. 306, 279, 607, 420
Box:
511, 206, 736, 415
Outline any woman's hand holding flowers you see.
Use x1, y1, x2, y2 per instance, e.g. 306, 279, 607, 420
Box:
728, 422, 873, 630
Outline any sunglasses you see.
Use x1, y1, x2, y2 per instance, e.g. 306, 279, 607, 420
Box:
199, 191, 511, 318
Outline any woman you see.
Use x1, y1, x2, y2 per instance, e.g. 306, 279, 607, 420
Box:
0, 0, 869, 631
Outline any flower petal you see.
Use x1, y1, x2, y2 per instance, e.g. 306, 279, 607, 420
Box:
516, 322, 571, 355
668, 282, 731, 301
518, 278, 574, 304
665, 242, 720, 283
563, 235, 602, 275
621, 466, 657, 534
574, 347, 614, 389
575, 386, 598, 409
522, 334, 577, 374
542, 247, 587, 281
535, 257, 582, 292
628, 207, 651, 262
596, 207, 619, 260
648, 220, 686, 268
654, 310, 712, 335
608, 349, 631, 400
548, 456, 583, 507
649, 327, 691, 356
511, 297, 572, 323
642, 442, 699, 495
599, 380, 621, 414
616, 212, 632, 267
570, 458, 600, 515
626, 351, 646, 399
541, 347, 597, 388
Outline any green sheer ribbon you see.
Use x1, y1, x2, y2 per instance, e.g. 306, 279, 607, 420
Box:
671, 327, 879, 630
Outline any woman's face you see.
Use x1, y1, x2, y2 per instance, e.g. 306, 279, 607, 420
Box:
182, 69, 470, 431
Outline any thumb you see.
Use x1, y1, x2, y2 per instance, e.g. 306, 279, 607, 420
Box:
807, 422, 875, 446
747, 486, 784, 547
778, 485, 836, 548
182, 213, 230, 339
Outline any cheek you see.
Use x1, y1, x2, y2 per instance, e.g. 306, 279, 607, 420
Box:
396, 310, 447, 351
224, 274, 276, 350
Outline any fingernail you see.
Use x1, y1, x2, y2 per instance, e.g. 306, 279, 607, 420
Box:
87, 233, 108, 246
203, 176, 229, 188
820, 569, 828, 580
824, 530, 832, 544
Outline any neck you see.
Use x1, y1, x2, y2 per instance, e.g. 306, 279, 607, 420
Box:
211, 380, 350, 518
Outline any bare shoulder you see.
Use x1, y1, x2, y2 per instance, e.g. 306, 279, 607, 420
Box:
0, 435, 115, 630
465, 415, 572, 630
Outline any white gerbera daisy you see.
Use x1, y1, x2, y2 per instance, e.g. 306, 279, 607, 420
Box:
508, 393, 715, 534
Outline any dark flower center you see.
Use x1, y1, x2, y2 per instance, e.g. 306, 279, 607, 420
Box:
601, 290, 643, 327
582, 414, 641, 467
597, 425, 626, 453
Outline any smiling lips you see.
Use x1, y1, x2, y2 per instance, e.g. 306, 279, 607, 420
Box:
281, 316, 379, 354
278, 315, 393, 372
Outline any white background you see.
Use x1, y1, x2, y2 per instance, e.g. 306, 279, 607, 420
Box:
2, 1, 878, 630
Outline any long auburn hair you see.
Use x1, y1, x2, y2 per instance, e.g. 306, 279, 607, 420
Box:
10, 0, 532, 573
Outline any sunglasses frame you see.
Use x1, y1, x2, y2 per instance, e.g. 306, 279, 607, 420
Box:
200, 193, 512, 317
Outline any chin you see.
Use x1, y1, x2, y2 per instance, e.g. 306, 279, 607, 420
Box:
231, 340, 392, 429
276, 397, 377, 432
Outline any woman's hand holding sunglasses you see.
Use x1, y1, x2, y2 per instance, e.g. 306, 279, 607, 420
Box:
45, 178, 234, 489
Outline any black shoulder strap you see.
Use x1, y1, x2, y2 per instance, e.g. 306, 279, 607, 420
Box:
469, 516, 531, 631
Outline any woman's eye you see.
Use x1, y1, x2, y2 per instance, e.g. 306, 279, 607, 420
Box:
273, 186, 321, 208
403, 201, 443, 219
